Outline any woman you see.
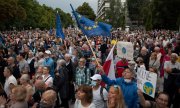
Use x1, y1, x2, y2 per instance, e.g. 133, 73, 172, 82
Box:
42, 66, 53, 87
107, 85, 126, 108
0, 85, 28, 108
20, 74, 34, 106
74, 85, 96, 108
149, 52, 160, 70
138, 90, 169, 108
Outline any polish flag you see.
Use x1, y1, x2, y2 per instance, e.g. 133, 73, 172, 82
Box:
103, 44, 116, 79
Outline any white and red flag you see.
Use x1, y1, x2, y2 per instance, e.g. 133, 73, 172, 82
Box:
103, 44, 116, 80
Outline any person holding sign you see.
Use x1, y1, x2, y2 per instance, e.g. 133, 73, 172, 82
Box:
138, 90, 169, 108
99, 67, 139, 108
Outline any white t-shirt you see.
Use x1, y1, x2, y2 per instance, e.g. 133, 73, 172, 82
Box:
74, 99, 96, 108
4, 75, 17, 96
42, 75, 53, 87
164, 61, 180, 79
93, 86, 108, 108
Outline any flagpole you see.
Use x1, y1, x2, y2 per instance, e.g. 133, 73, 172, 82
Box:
84, 35, 100, 66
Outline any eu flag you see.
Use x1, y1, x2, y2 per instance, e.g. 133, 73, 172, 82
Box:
70, 4, 112, 37
56, 12, 65, 40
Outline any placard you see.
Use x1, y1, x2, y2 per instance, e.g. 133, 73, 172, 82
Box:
137, 68, 157, 98
117, 41, 134, 60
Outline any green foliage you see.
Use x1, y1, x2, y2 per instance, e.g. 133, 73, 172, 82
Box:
76, 2, 96, 20
105, 0, 125, 29
0, 0, 73, 30
128, 0, 180, 30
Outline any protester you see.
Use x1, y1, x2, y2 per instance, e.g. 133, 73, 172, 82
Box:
74, 85, 96, 108
3, 66, 17, 97
108, 85, 126, 108
0, 85, 28, 108
138, 90, 169, 108
75, 57, 91, 86
100, 67, 139, 108
91, 74, 108, 108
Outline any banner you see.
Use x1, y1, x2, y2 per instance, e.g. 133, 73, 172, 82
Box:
117, 41, 134, 60
137, 68, 157, 98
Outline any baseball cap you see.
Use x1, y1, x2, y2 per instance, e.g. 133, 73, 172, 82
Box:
90, 74, 102, 80
45, 50, 51, 54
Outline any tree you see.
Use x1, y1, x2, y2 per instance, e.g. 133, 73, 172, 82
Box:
0, 0, 73, 30
76, 2, 96, 20
106, 0, 125, 29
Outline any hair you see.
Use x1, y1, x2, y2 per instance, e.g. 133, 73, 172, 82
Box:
5, 66, 13, 74
43, 66, 50, 71
150, 52, 157, 59
156, 91, 169, 100
77, 85, 93, 103
42, 90, 57, 105
12, 85, 27, 102
149, 66, 158, 74
108, 86, 126, 108
20, 74, 30, 82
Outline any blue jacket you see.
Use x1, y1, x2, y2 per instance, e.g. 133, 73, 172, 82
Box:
43, 58, 55, 78
102, 75, 139, 108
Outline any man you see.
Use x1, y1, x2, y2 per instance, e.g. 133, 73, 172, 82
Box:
32, 90, 57, 108
43, 50, 55, 78
164, 53, 180, 106
116, 58, 129, 78
7, 56, 21, 80
64, 53, 75, 102
100, 67, 139, 108
17, 52, 30, 74
3, 66, 17, 97
33, 79, 51, 103
75, 57, 91, 86
91, 74, 108, 108
138, 47, 150, 70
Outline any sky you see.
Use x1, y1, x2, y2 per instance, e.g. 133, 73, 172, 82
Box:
37, 0, 98, 14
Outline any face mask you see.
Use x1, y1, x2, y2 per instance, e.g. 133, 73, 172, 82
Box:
91, 80, 97, 86
124, 79, 131, 83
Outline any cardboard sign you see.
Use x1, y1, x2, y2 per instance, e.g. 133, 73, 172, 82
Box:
137, 68, 157, 98
117, 41, 134, 60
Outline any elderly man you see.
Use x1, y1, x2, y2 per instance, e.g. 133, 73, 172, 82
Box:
75, 57, 91, 86
138, 47, 150, 69
164, 53, 180, 107
7, 56, 21, 80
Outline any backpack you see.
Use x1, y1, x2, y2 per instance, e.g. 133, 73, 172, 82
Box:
100, 86, 107, 102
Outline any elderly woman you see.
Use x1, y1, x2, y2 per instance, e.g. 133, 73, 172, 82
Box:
107, 85, 126, 108
20, 74, 34, 104
74, 85, 95, 108
0, 85, 28, 108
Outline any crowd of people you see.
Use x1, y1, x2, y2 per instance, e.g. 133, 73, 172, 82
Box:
0, 29, 180, 108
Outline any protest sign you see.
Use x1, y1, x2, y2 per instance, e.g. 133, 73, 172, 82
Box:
117, 41, 134, 60
137, 68, 157, 98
